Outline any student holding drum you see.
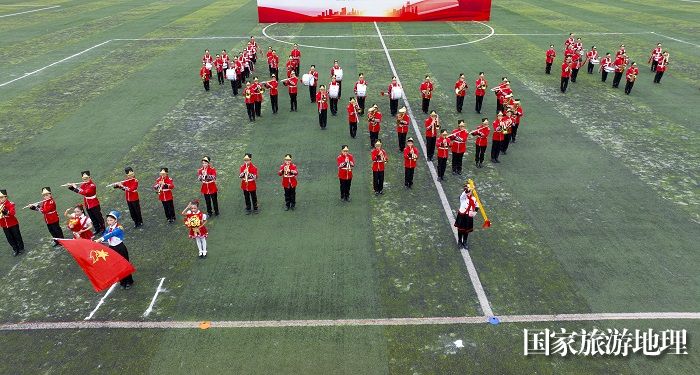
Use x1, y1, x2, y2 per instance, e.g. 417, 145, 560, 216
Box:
330, 60, 343, 99
354, 73, 368, 114
387, 77, 403, 116
328, 76, 340, 116
302, 66, 318, 103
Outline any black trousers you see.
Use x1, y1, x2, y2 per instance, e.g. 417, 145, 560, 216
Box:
204, 193, 219, 216
254, 101, 262, 117
217, 71, 224, 84
560, 77, 569, 93
475, 145, 487, 164
511, 124, 519, 142
110, 242, 133, 287
349, 122, 357, 138
390, 99, 399, 116
230, 80, 238, 96
284, 187, 296, 208
651, 60, 658, 72
612, 72, 623, 88
421, 98, 430, 113
452, 152, 464, 173
545, 62, 552, 74
243, 67, 250, 80
319, 109, 327, 128
456, 95, 465, 113
370, 131, 379, 148
437, 157, 447, 179
357, 96, 366, 113
246, 103, 255, 121
309, 85, 317, 103
601, 71, 609, 82
426, 136, 436, 160
372, 171, 384, 193
571, 68, 579, 82
330, 98, 338, 115
502, 133, 511, 153
47, 222, 64, 243
3, 225, 24, 252
243, 190, 258, 211
624, 80, 635, 95
397, 132, 407, 151
404, 167, 415, 187
127, 200, 143, 226
289, 93, 297, 111
271, 95, 278, 113
587, 62, 595, 74
162, 200, 176, 221
475, 95, 484, 113
203, 80, 210, 91
491, 140, 501, 161
88, 205, 105, 233
654, 71, 664, 83
294, 66, 300, 77
339, 179, 352, 199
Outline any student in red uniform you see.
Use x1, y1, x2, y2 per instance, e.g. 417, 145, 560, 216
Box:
316, 85, 329, 129
454, 183, 479, 250
337, 145, 355, 202
616, 44, 626, 58
403, 138, 419, 188
202, 49, 213, 79
354, 73, 368, 114
0, 189, 24, 256
435, 130, 452, 181
653, 52, 669, 83
624, 62, 639, 95
265, 75, 279, 114
347, 97, 360, 138
419, 75, 433, 114
239, 154, 258, 214
221, 49, 229, 78
67, 171, 105, 234
387, 77, 401, 116
182, 200, 208, 258
112, 167, 142, 228
510, 99, 524, 143
65, 204, 93, 240
214, 54, 225, 85
585, 46, 598, 74
449, 120, 468, 175
243, 81, 255, 121
328, 76, 340, 116
500, 110, 514, 155
475, 72, 487, 113
396, 106, 409, 152
367, 104, 382, 148
491, 113, 505, 163
27, 187, 63, 246
285, 56, 295, 79
424, 110, 440, 161
545, 44, 556, 74
284, 71, 298, 111
290, 44, 301, 76
200, 62, 210, 92
649, 43, 662, 72
370, 140, 388, 195
330, 60, 343, 99
472, 118, 490, 168
599, 52, 613, 82
570, 50, 581, 82
612, 53, 627, 88
198, 156, 219, 217
278, 154, 299, 210
308, 65, 319, 103
455, 73, 468, 113
561, 56, 572, 93
252, 77, 264, 117
154, 168, 176, 223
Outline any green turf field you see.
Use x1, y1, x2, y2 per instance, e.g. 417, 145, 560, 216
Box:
0, 0, 698, 373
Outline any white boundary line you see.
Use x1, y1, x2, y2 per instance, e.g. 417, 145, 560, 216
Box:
2, 312, 699, 331
651, 31, 700, 48
142, 277, 166, 317
112, 36, 251, 41
0, 5, 60, 18
83, 283, 117, 321
373, 22, 494, 317
264, 31, 654, 39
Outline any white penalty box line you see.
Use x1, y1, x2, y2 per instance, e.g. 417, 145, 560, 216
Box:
0, 5, 60, 18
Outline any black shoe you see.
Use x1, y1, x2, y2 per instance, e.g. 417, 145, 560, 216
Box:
502, 150, 507, 155
285, 206, 290, 211
124, 284, 132, 290
245, 210, 252, 215
511, 139, 516, 143
253, 209, 259, 214
291, 205, 295, 210
12, 249, 19, 256
374, 191, 380, 196
493, 159, 500, 163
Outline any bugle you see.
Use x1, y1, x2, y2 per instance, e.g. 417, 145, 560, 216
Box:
467, 179, 491, 228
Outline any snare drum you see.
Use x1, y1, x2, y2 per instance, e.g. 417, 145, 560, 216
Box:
302, 74, 312, 86
390, 86, 403, 100
591, 58, 600, 65
604, 66, 615, 73
205, 62, 212, 70
226, 69, 237, 80
334, 68, 343, 81
355, 83, 367, 97
328, 85, 340, 99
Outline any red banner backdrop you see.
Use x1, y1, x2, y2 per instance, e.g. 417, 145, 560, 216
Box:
257, 0, 492, 23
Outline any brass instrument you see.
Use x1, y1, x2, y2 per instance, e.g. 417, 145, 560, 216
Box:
629, 74, 637, 82
455, 81, 467, 95
467, 179, 491, 228
0, 201, 6, 219
154, 176, 167, 194
341, 156, 353, 171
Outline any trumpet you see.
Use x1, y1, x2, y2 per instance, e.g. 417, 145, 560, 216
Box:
455, 81, 467, 95
628, 74, 637, 82
0, 201, 5, 219
153, 177, 167, 194
341, 156, 353, 171
23, 199, 49, 209
467, 179, 491, 228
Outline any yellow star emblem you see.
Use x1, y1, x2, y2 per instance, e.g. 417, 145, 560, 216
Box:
89, 249, 109, 264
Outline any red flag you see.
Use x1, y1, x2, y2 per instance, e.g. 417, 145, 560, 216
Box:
58, 238, 135, 292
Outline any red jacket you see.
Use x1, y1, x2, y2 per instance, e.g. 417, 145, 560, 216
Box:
154, 176, 174, 201
436, 136, 452, 158
251, 82, 263, 102
200, 67, 210, 81
0, 200, 18, 228
37, 198, 60, 224
626, 66, 639, 81
492, 120, 505, 141
368, 111, 382, 132
67, 214, 92, 239
354, 79, 367, 96
121, 177, 139, 202
455, 80, 468, 97
546, 48, 556, 63
286, 61, 294, 78
656, 59, 667, 72
347, 103, 359, 123
614, 56, 626, 73
475, 78, 487, 96
337, 154, 354, 180
396, 113, 409, 134
278, 163, 298, 188
403, 146, 419, 168
285, 77, 298, 94
450, 129, 468, 153
425, 117, 439, 137
214, 57, 224, 72
309, 70, 319, 87
316, 91, 329, 110
474, 125, 490, 147
198, 166, 218, 194
268, 54, 279, 69
76, 180, 100, 209
202, 53, 213, 64
512, 105, 524, 125
290, 49, 301, 65
561, 62, 571, 78
239, 163, 258, 191
420, 81, 433, 99
244, 88, 254, 104
266, 80, 279, 96
371, 148, 388, 172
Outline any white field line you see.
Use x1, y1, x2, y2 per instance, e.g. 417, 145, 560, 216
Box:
0, 5, 59, 18
264, 31, 655, 38
112, 36, 250, 41
83, 283, 117, 321
2, 312, 699, 331
142, 277, 165, 317
0, 40, 111, 88
373, 22, 494, 317
651, 31, 700, 48
679, 0, 700, 3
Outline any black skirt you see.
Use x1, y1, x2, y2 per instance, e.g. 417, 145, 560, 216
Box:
454, 212, 474, 233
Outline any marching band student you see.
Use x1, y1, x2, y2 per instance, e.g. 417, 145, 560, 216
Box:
387, 77, 401, 116
337, 145, 355, 202
27, 187, 64, 246
0, 190, 24, 256
573, 37, 583, 55
286, 56, 295, 79
570, 49, 581, 82
450, 120, 468, 175
624, 62, 639, 95
455, 74, 468, 113
492, 78, 511, 113
396, 106, 409, 152
65, 204, 93, 239
252, 77, 264, 118
436, 130, 452, 181
244, 82, 255, 122
475, 72, 487, 113
278, 154, 298, 210
214, 54, 225, 85
154, 168, 176, 223
653, 52, 669, 83
616, 44, 626, 58
599, 52, 613, 82
371, 140, 388, 195
367, 104, 382, 148
199, 62, 210, 92
266, 75, 279, 114
649, 43, 662, 72
284, 71, 298, 112
403, 138, 419, 188
454, 183, 479, 250
585, 46, 598, 74
330, 60, 343, 99
425, 110, 440, 161
473, 118, 490, 169
491, 112, 505, 163
561, 56, 572, 93
182, 200, 208, 258
95, 211, 134, 289
420, 75, 433, 114
308, 65, 319, 103
233, 53, 243, 94
290, 44, 301, 76
267, 47, 277, 78
354, 73, 368, 114
112, 167, 142, 228
545, 44, 556, 74
67, 171, 105, 234
239, 154, 258, 214
221, 49, 229, 79
316, 85, 329, 129
501, 110, 514, 155
329, 76, 340, 116
202, 49, 213, 79
198, 157, 219, 217
347, 97, 360, 138
612, 53, 627, 88
564, 33, 575, 50
510, 99, 524, 143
